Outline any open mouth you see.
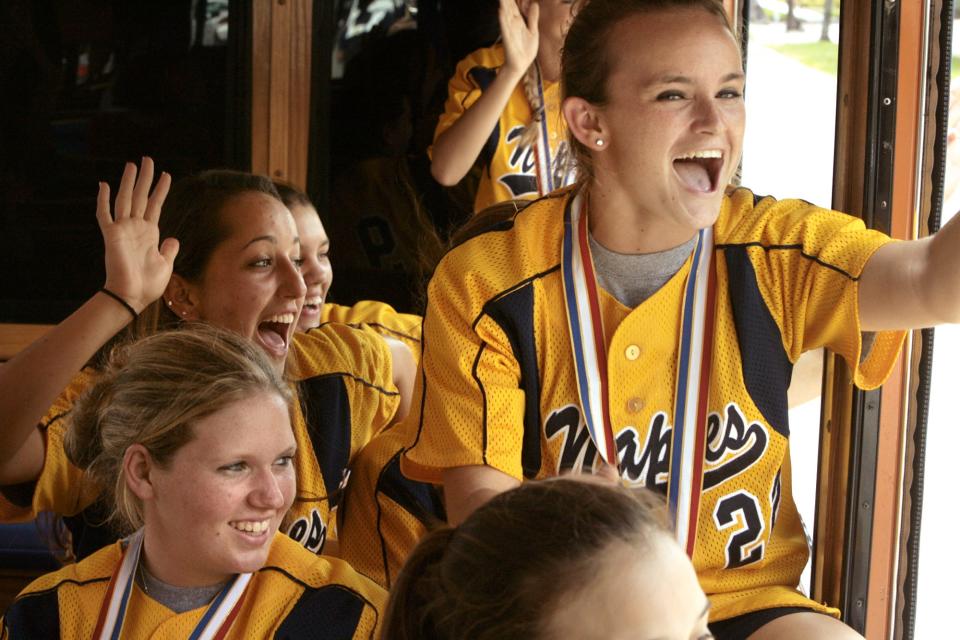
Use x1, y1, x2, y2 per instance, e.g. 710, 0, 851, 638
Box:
673, 149, 724, 193
256, 313, 295, 356
301, 296, 323, 317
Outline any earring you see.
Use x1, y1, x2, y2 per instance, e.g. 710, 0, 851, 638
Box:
595, 138, 605, 147
165, 299, 173, 307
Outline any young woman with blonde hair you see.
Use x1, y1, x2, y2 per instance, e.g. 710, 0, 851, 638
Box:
1, 326, 385, 638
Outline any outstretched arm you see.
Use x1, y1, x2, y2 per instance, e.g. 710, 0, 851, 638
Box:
0, 158, 179, 485
859, 211, 960, 331
430, 0, 539, 186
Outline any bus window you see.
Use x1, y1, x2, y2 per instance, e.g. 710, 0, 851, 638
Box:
0, 0, 249, 324
914, 19, 960, 635
739, 0, 841, 595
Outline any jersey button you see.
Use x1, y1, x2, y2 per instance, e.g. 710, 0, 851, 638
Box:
626, 397, 644, 414
625, 344, 641, 361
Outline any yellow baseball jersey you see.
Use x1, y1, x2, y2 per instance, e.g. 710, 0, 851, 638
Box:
0, 533, 386, 639
402, 187, 906, 622
0, 323, 400, 559
322, 301, 423, 363
337, 425, 445, 589
433, 44, 573, 213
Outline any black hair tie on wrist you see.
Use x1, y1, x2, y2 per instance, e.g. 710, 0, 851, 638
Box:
99, 288, 138, 321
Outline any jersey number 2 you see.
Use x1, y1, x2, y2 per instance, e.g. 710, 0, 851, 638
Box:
713, 490, 765, 569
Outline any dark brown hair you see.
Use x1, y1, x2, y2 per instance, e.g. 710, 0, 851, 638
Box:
382, 478, 670, 640
561, 0, 734, 183
273, 180, 314, 212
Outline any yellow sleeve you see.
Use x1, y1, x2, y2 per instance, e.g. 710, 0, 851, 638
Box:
0, 369, 100, 521
402, 249, 528, 484
321, 301, 422, 363
725, 191, 906, 389
290, 325, 401, 458
430, 46, 503, 158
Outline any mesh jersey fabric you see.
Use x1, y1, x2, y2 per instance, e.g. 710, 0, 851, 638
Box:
338, 423, 445, 589
1, 533, 386, 639
402, 186, 906, 622
322, 301, 423, 363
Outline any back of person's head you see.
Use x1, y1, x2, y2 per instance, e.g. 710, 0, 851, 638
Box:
65, 323, 291, 533
561, 0, 733, 182
383, 478, 674, 639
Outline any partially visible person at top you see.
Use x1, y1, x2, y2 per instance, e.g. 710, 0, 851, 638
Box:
382, 477, 711, 640
431, 0, 578, 213
401, 0, 960, 638
0, 159, 413, 560
1, 326, 386, 639
274, 181, 423, 362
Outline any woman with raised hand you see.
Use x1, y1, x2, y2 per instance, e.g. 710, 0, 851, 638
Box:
0, 159, 413, 559
383, 477, 711, 640
402, 0, 960, 638
431, 0, 578, 212
1, 326, 385, 639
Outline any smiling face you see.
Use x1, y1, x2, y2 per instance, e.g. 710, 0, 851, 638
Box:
543, 534, 712, 640
184, 192, 306, 366
289, 202, 332, 331
590, 7, 744, 240
139, 391, 297, 587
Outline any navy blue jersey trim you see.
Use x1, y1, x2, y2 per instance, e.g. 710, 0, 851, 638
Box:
299, 371, 400, 397
715, 242, 859, 281
471, 343, 490, 466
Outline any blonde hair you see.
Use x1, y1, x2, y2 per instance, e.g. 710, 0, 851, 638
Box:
518, 63, 546, 150
65, 324, 292, 533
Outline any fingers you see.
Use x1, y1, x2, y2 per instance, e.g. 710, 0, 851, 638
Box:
499, 0, 520, 20
144, 171, 172, 223
526, 2, 540, 34
95, 182, 111, 231
159, 237, 181, 264
114, 161, 138, 220
130, 157, 155, 219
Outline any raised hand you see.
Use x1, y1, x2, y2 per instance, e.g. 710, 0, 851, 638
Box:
96, 157, 180, 313
499, 0, 540, 76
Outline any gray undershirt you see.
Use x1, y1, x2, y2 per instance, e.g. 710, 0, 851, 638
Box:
589, 232, 878, 362
138, 562, 229, 614
589, 233, 699, 308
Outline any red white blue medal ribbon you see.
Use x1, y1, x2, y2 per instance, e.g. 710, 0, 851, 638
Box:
93, 528, 252, 640
561, 193, 716, 556
532, 63, 576, 196
562, 192, 618, 467
668, 223, 717, 556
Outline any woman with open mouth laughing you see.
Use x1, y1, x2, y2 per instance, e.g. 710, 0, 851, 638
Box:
400, 1, 960, 639
0, 158, 414, 561
1, 326, 385, 639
